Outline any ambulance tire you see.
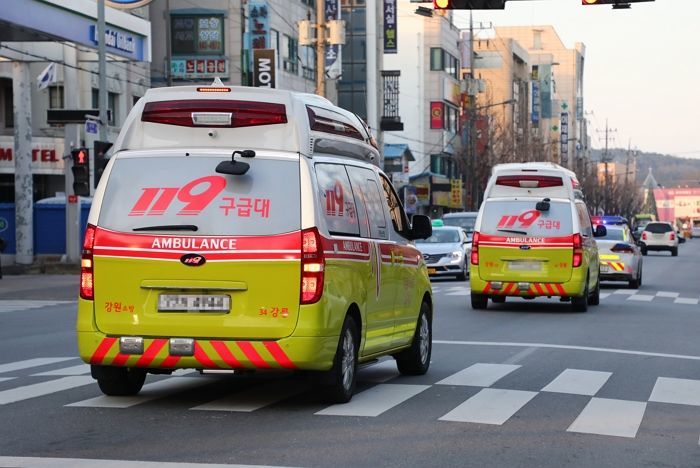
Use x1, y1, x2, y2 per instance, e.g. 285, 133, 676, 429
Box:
589, 277, 600, 306
93, 366, 147, 396
317, 315, 358, 404
471, 293, 488, 310
572, 278, 589, 312
395, 302, 432, 376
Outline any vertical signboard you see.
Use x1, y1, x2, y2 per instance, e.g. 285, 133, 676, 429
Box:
248, 0, 270, 49
560, 112, 569, 164
531, 81, 540, 124
383, 0, 397, 54
325, 0, 342, 78
430, 102, 444, 129
540, 64, 552, 119
253, 49, 276, 88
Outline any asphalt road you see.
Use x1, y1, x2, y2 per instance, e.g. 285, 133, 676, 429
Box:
0, 241, 699, 467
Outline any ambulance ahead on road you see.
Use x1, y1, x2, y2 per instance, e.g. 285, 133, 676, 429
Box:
76, 81, 433, 403
469, 162, 606, 312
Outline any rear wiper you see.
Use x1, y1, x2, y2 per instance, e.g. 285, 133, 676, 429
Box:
497, 229, 527, 235
133, 224, 199, 232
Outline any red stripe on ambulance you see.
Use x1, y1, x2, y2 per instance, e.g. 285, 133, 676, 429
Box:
264, 341, 297, 369
90, 337, 117, 364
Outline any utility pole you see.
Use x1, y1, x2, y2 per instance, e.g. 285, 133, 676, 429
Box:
315, 0, 327, 97
598, 119, 617, 214
98, 0, 107, 142
467, 11, 477, 210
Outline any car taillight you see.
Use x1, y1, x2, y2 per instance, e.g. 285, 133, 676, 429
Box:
301, 228, 325, 304
495, 175, 563, 188
611, 243, 635, 254
80, 224, 96, 300
572, 233, 583, 268
641, 232, 647, 241
669, 232, 675, 241
470, 232, 480, 265
141, 100, 287, 128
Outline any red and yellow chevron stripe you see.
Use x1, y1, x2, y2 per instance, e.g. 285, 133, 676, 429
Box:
89, 337, 296, 370
602, 261, 625, 272
482, 281, 567, 297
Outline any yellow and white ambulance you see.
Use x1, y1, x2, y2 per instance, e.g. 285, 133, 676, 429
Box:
469, 163, 606, 312
76, 81, 433, 403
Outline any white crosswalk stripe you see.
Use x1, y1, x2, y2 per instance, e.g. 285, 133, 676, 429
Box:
316, 384, 429, 417
192, 381, 309, 413
0, 376, 94, 405
627, 294, 655, 302
541, 369, 612, 396
437, 363, 520, 387
0, 357, 74, 374
649, 377, 700, 406
0, 300, 74, 314
33, 364, 90, 377
439, 388, 537, 425
674, 297, 700, 305
656, 291, 680, 298
567, 398, 647, 438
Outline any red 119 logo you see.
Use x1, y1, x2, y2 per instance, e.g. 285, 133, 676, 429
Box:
129, 176, 226, 217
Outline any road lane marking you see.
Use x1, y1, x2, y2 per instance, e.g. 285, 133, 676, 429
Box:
315, 384, 429, 417
567, 398, 646, 438
0, 376, 94, 405
541, 369, 612, 396
0, 377, 15, 383
599, 293, 611, 299
33, 364, 90, 376
0, 357, 75, 374
656, 291, 680, 298
445, 290, 470, 296
674, 298, 699, 305
192, 381, 308, 412
67, 376, 214, 408
439, 388, 537, 425
437, 363, 520, 387
649, 377, 700, 406
434, 340, 700, 362
613, 289, 638, 295
627, 294, 655, 302
0, 300, 75, 314
0, 457, 285, 468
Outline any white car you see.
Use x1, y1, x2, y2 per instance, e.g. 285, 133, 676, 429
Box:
415, 226, 470, 281
639, 222, 679, 256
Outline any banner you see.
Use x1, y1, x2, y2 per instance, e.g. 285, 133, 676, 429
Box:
560, 111, 569, 164
430, 102, 444, 129
248, 0, 270, 49
531, 81, 540, 124
325, 0, 342, 78
383, 0, 397, 54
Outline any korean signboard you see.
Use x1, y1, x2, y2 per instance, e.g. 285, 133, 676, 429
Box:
170, 58, 228, 80
170, 15, 224, 55
531, 81, 540, 124
430, 102, 444, 129
383, 0, 397, 54
325, 0, 342, 78
248, 0, 270, 49
560, 111, 569, 164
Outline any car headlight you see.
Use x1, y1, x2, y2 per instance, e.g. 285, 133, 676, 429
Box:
450, 250, 463, 260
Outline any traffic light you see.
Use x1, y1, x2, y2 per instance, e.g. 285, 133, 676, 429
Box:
433, 0, 506, 9
71, 147, 90, 197
93, 140, 113, 188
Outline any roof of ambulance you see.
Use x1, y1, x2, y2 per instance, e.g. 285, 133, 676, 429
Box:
141, 85, 335, 107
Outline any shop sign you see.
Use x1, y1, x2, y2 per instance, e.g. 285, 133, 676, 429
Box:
0, 138, 65, 175
430, 102, 444, 129
171, 58, 228, 79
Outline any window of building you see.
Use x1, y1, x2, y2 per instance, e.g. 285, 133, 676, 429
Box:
301, 45, 315, 81
171, 14, 224, 56
48, 86, 64, 109
445, 104, 459, 133
430, 48, 460, 79
339, 3, 367, 120
92, 89, 118, 126
282, 34, 299, 74
430, 48, 443, 71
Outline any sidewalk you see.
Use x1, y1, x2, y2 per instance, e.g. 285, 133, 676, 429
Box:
0, 274, 79, 301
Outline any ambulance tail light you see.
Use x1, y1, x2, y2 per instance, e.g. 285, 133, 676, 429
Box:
572, 233, 583, 268
301, 228, 325, 304
141, 100, 287, 128
80, 224, 96, 300
470, 232, 480, 265
495, 175, 563, 189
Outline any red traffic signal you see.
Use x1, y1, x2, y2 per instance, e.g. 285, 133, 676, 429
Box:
434, 0, 505, 9
72, 148, 88, 166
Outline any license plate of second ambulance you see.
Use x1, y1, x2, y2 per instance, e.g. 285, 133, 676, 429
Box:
158, 294, 231, 312
508, 261, 541, 271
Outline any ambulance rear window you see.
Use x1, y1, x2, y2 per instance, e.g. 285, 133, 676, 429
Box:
480, 200, 573, 237
98, 156, 300, 236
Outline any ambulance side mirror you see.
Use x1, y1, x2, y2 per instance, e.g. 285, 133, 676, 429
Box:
409, 215, 432, 240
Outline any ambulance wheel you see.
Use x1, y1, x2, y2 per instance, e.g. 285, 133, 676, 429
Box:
317, 315, 358, 404
589, 278, 601, 306
471, 293, 488, 310
572, 278, 589, 313
395, 302, 432, 376
92, 365, 147, 396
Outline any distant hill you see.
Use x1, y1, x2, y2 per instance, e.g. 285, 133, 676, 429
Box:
589, 149, 700, 188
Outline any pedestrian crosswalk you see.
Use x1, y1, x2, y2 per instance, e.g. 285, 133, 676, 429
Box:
431, 283, 700, 305
2, 356, 700, 444
0, 300, 75, 314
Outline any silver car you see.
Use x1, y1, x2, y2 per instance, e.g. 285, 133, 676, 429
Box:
595, 225, 643, 288
415, 226, 471, 281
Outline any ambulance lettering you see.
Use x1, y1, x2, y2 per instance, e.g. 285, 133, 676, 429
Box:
342, 240, 364, 253
151, 237, 238, 250
506, 237, 545, 244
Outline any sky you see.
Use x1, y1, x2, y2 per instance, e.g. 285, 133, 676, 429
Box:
451, 0, 700, 159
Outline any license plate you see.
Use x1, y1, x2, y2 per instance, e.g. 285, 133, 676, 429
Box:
158, 294, 230, 312
428, 268, 437, 275
601, 265, 610, 273
508, 261, 541, 271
